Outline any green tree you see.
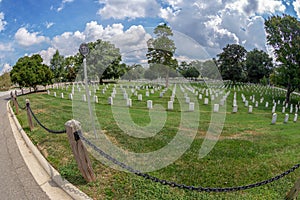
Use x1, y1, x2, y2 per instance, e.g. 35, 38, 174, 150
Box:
146, 23, 177, 87
264, 15, 300, 103
50, 50, 65, 82
64, 56, 80, 82
217, 44, 247, 83
0, 72, 12, 91
10, 54, 53, 91
245, 48, 274, 83
122, 64, 145, 80
85, 39, 122, 84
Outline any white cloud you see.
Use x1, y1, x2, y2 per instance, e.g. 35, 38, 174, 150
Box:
39, 21, 152, 65
45, 22, 54, 29
0, 63, 12, 75
0, 42, 14, 52
39, 47, 57, 65
293, 0, 300, 18
0, 12, 7, 32
57, 0, 74, 12
157, 0, 286, 57
15, 28, 50, 47
98, 0, 161, 19
257, 0, 285, 14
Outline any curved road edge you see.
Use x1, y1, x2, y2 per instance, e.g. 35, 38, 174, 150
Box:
7, 99, 92, 200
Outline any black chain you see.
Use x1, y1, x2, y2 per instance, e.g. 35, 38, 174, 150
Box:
78, 130, 300, 192
16, 99, 27, 110
27, 104, 66, 134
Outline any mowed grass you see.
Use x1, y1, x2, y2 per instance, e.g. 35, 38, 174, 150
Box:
12, 83, 300, 200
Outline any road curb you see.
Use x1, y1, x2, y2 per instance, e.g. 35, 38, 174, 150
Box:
7, 101, 92, 200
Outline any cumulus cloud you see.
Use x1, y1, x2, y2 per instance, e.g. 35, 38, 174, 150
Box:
0, 12, 7, 32
0, 63, 12, 75
15, 28, 50, 47
293, 0, 300, 18
39, 21, 152, 65
98, 0, 161, 19
158, 0, 286, 56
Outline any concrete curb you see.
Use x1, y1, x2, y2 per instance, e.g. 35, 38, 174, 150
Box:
7, 101, 92, 200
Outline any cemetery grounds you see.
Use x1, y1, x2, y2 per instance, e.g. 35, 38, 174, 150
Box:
12, 81, 300, 199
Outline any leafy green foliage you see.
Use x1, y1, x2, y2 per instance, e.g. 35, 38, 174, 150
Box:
84, 39, 124, 84
0, 72, 12, 91
217, 44, 247, 83
264, 15, 300, 103
147, 24, 178, 86
50, 50, 66, 82
245, 48, 274, 83
10, 54, 53, 91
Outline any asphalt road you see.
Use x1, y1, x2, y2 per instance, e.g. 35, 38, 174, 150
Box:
0, 92, 50, 200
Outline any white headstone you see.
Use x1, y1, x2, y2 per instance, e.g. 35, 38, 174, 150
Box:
232, 105, 238, 113
272, 105, 276, 113
255, 101, 258, 108
127, 99, 132, 107
204, 98, 209, 105
290, 105, 293, 113
138, 94, 142, 101
284, 114, 289, 123
53, 92, 56, 97
213, 104, 219, 112
185, 97, 190, 104
69, 93, 73, 100
82, 94, 86, 102
282, 107, 285, 113
94, 95, 98, 103
245, 100, 249, 107
47, 90, 50, 95
108, 97, 113, 105
189, 102, 195, 112
123, 93, 128, 100
168, 101, 173, 110
61, 93, 64, 99
271, 113, 277, 124
147, 100, 153, 109
199, 94, 202, 100
146, 91, 150, 97
265, 102, 269, 108
248, 105, 253, 113
294, 114, 298, 122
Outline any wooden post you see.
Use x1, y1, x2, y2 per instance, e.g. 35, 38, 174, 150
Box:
26, 99, 34, 131
11, 92, 19, 115
286, 178, 300, 200
65, 120, 96, 182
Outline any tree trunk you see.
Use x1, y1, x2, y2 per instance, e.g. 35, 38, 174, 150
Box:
99, 78, 103, 85
285, 85, 293, 104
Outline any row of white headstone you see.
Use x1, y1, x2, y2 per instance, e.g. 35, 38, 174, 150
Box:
271, 113, 298, 124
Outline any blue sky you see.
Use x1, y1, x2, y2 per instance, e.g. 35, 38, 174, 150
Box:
0, 0, 299, 74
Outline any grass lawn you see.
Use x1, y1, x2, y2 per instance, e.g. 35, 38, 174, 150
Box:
12, 82, 300, 199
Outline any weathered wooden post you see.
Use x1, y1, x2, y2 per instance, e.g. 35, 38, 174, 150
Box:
65, 120, 96, 182
286, 178, 300, 200
26, 99, 34, 131
11, 92, 19, 115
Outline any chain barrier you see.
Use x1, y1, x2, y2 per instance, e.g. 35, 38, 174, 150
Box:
16, 99, 27, 110
27, 104, 66, 134
77, 130, 300, 192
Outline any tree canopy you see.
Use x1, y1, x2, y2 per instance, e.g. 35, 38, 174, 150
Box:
146, 23, 177, 87
245, 48, 274, 83
10, 54, 53, 91
84, 39, 124, 84
217, 44, 247, 83
265, 14, 300, 103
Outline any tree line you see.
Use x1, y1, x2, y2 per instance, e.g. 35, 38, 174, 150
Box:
9, 15, 300, 102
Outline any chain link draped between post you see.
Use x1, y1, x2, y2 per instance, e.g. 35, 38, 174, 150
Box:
16, 99, 27, 110
27, 104, 66, 134
77, 130, 300, 193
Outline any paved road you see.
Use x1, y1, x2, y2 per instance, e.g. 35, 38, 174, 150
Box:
0, 92, 50, 200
